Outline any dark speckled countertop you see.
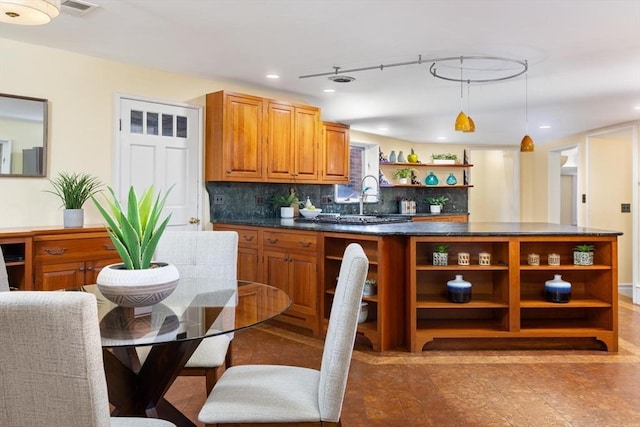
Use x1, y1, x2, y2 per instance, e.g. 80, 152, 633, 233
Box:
213, 219, 622, 237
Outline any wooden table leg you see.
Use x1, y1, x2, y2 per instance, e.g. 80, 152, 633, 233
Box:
104, 338, 203, 427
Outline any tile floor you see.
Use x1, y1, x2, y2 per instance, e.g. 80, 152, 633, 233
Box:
166, 295, 640, 426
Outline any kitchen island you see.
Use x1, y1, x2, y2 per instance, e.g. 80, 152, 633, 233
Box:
213, 219, 621, 352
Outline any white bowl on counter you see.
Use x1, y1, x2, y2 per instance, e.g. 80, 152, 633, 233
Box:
300, 208, 322, 218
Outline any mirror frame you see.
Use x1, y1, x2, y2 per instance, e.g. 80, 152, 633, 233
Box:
0, 93, 48, 178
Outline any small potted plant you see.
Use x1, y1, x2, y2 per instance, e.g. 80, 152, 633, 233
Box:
91, 185, 180, 307
573, 244, 594, 266
425, 196, 448, 214
271, 188, 302, 218
394, 167, 416, 184
45, 171, 103, 228
431, 153, 458, 165
433, 244, 449, 266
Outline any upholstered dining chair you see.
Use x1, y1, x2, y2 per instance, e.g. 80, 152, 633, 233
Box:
139, 230, 239, 393
0, 246, 10, 292
198, 242, 369, 426
0, 291, 175, 427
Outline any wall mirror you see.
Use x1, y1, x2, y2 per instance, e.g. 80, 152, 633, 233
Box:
0, 93, 48, 177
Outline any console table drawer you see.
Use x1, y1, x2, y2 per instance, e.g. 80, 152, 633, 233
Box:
35, 237, 118, 263
262, 231, 317, 252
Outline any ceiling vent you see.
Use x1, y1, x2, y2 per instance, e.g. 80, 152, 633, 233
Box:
60, 0, 99, 16
328, 75, 355, 83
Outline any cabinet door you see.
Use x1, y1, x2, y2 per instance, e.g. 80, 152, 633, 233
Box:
35, 262, 85, 291
322, 122, 349, 183
263, 250, 291, 296
289, 252, 317, 315
265, 102, 295, 180
238, 246, 260, 282
294, 106, 320, 181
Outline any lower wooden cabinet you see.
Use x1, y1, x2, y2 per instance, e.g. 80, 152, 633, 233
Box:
0, 234, 33, 290
33, 231, 121, 291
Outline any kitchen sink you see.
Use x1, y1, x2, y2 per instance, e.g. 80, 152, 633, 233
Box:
297, 214, 410, 225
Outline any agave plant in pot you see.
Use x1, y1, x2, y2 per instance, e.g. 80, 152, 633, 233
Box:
45, 171, 103, 228
92, 185, 179, 308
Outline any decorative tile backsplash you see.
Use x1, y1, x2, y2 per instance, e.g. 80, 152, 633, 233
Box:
206, 182, 468, 221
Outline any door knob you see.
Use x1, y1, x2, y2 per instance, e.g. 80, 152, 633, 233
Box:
189, 217, 200, 224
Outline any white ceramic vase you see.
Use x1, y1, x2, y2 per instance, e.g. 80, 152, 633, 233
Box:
96, 262, 180, 307
63, 208, 84, 228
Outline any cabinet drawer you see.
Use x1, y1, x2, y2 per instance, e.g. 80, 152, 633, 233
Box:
262, 231, 317, 252
237, 229, 259, 248
35, 237, 118, 264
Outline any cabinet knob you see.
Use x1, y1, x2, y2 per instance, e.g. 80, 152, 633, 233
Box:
79, 266, 85, 272
243, 235, 254, 242
86, 266, 93, 271
44, 247, 66, 255
267, 238, 278, 244
298, 241, 311, 248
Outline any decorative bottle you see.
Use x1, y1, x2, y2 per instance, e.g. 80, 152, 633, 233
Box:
447, 274, 472, 303
446, 173, 457, 185
397, 150, 406, 162
425, 172, 439, 185
545, 274, 571, 303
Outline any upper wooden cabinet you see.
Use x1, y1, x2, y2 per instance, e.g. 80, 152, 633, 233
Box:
321, 122, 350, 183
264, 101, 321, 182
206, 91, 341, 184
205, 91, 264, 181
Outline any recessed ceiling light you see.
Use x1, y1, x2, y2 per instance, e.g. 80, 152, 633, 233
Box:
539, 125, 551, 129
266, 74, 279, 79
323, 89, 335, 93
634, 105, 640, 111
378, 127, 388, 131
437, 136, 447, 140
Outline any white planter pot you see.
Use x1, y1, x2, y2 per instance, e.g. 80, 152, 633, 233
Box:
398, 177, 408, 184
280, 206, 294, 218
433, 159, 456, 165
433, 252, 448, 266
430, 205, 441, 214
573, 251, 594, 266
63, 209, 84, 228
96, 262, 180, 307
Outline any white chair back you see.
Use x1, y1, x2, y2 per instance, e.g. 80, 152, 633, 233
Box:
318, 243, 369, 422
0, 291, 112, 426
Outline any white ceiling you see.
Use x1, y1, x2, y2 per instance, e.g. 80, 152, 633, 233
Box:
2, 0, 639, 146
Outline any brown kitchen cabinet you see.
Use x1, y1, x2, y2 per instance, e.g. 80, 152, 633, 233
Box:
214, 224, 261, 282
205, 91, 265, 182
0, 234, 33, 290
262, 229, 320, 335
412, 214, 469, 223
33, 231, 121, 291
321, 233, 405, 351
321, 122, 350, 184
265, 101, 321, 182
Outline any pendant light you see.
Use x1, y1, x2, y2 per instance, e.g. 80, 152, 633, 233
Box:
520, 66, 535, 152
454, 57, 472, 132
464, 80, 475, 133
0, 0, 60, 25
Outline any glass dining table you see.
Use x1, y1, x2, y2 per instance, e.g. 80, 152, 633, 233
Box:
69, 279, 291, 427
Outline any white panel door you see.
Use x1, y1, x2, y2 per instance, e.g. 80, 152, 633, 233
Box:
118, 97, 201, 230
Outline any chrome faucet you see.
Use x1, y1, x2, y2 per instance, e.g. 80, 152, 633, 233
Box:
359, 174, 380, 215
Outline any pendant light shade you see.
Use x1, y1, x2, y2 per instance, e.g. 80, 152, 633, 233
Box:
455, 111, 471, 132
0, 0, 60, 25
520, 135, 535, 152
520, 66, 535, 152
465, 116, 476, 133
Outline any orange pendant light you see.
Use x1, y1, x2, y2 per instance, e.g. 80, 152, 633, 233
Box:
520, 68, 535, 152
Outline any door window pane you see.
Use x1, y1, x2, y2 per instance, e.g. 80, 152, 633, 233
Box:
130, 110, 143, 134
177, 115, 188, 138
162, 114, 174, 137
147, 112, 159, 135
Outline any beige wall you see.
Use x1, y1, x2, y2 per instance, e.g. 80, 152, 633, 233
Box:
0, 38, 311, 228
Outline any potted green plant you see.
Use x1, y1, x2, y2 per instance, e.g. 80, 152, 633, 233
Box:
45, 171, 103, 228
425, 196, 448, 214
431, 153, 458, 165
271, 189, 302, 218
433, 244, 449, 266
573, 244, 595, 266
394, 167, 417, 184
91, 185, 179, 307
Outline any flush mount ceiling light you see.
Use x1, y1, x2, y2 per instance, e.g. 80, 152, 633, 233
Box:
0, 0, 60, 25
